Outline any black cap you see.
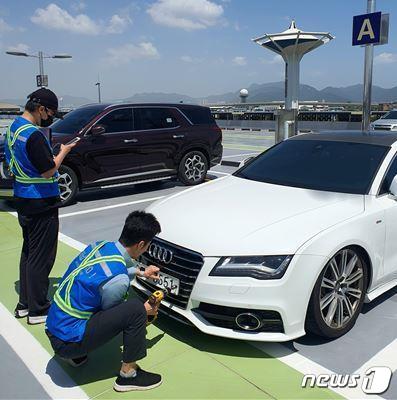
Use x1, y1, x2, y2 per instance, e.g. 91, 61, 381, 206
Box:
27, 88, 62, 118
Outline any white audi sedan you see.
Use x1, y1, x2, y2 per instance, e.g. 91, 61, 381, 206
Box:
133, 131, 397, 342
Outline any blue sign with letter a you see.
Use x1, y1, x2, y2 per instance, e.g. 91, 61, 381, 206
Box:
352, 12, 381, 46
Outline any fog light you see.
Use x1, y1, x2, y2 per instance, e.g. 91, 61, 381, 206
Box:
235, 313, 262, 331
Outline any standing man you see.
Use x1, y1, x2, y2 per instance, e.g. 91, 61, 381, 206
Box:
5, 88, 76, 324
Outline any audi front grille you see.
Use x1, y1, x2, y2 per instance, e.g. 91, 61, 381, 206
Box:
137, 237, 204, 309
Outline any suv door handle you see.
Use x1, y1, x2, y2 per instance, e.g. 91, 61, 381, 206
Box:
173, 135, 185, 139
124, 139, 138, 143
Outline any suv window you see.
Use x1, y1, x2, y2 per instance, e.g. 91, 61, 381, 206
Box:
181, 107, 214, 125
379, 155, 397, 195
99, 108, 133, 133
51, 107, 100, 134
134, 108, 178, 130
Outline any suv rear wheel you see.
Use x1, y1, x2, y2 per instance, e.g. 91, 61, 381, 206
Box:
178, 150, 208, 186
58, 165, 78, 206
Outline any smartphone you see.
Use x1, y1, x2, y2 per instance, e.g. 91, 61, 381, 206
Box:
65, 137, 81, 145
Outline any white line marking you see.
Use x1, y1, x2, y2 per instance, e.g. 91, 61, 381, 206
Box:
59, 232, 87, 251
252, 342, 384, 399
59, 196, 166, 219
0, 302, 88, 400
222, 152, 259, 159
355, 338, 397, 374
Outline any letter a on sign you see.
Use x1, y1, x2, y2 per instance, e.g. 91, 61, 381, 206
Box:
352, 12, 381, 46
358, 19, 375, 41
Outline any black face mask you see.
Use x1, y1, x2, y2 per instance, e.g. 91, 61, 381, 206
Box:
40, 115, 54, 127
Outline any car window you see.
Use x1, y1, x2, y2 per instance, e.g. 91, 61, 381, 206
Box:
51, 107, 101, 134
134, 108, 178, 130
181, 107, 214, 125
379, 155, 397, 195
235, 139, 388, 195
99, 108, 133, 133
381, 111, 397, 119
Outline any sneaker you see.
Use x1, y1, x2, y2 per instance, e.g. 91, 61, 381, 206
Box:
28, 310, 49, 325
14, 303, 28, 319
62, 356, 88, 368
113, 367, 162, 392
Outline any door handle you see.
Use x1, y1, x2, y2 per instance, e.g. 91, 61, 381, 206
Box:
173, 135, 185, 139
124, 139, 138, 143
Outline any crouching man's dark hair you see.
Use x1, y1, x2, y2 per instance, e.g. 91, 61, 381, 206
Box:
119, 211, 161, 246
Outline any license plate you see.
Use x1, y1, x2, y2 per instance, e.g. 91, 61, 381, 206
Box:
145, 272, 180, 295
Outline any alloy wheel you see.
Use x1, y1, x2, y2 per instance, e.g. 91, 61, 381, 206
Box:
58, 172, 73, 202
184, 154, 206, 182
319, 249, 364, 330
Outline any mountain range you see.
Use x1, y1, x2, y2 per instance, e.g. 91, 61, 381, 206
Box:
2, 82, 397, 108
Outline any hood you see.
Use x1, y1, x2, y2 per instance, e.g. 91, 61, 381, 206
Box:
147, 176, 364, 256
373, 119, 397, 126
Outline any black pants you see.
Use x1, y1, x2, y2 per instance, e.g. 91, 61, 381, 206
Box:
47, 298, 147, 363
18, 208, 59, 315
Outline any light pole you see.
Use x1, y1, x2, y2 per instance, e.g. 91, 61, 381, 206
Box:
362, 0, 376, 131
5, 50, 72, 87
95, 81, 101, 103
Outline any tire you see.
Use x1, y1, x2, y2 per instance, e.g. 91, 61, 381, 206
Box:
58, 165, 78, 207
305, 247, 368, 339
178, 150, 208, 186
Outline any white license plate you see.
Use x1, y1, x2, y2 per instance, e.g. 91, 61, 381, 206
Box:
145, 272, 180, 295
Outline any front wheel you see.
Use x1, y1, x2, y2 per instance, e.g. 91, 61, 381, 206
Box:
178, 150, 208, 186
58, 165, 78, 207
305, 247, 368, 339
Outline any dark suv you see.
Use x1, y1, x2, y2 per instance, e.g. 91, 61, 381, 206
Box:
0, 103, 223, 206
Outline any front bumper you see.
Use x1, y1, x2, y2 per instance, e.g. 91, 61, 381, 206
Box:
132, 253, 326, 342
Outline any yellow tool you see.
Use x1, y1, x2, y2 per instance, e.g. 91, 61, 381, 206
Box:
147, 290, 165, 325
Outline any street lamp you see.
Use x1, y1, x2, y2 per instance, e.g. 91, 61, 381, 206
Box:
5, 50, 72, 87
95, 81, 101, 103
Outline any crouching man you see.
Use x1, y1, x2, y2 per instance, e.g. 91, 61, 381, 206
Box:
45, 211, 162, 392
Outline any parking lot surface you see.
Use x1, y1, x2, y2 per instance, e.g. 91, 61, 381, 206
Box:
1, 130, 396, 399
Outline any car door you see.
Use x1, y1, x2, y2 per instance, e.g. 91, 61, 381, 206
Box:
131, 107, 184, 175
83, 107, 141, 183
376, 153, 397, 281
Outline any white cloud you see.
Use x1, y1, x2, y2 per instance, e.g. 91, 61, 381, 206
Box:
7, 43, 29, 53
232, 56, 247, 66
0, 18, 12, 33
374, 52, 397, 65
71, 2, 86, 12
147, 0, 224, 31
31, 3, 100, 35
180, 55, 203, 64
261, 55, 283, 65
105, 42, 160, 66
106, 14, 132, 34
31, 4, 132, 35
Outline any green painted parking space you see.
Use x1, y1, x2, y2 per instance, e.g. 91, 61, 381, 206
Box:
0, 211, 341, 399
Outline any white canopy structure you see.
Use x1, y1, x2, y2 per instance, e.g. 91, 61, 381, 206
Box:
253, 21, 334, 111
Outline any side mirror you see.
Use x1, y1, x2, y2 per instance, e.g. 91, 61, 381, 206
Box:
239, 156, 255, 168
90, 124, 106, 135
389, 175, 397, 200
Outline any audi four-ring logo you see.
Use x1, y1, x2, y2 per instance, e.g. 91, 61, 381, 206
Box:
148, 243, 173, 264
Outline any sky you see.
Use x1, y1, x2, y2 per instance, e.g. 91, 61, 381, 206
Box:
0, 0, 397, 101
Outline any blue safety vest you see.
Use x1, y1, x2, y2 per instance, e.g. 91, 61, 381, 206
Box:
46, 241, 129, 342
4, 116, 59, 198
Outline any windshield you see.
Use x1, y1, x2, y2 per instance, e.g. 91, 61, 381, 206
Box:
51, 107, 101, 134
381, 111, 397, 119
235, 139, 388, 194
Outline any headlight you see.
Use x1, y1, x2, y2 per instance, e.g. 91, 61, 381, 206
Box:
210, 255, 293, 280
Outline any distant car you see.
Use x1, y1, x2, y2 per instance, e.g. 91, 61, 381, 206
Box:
133, 131, 397, 341
0, 103, 223, 206
371, 109, 397, 131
